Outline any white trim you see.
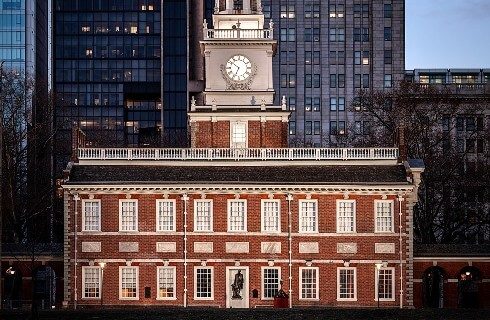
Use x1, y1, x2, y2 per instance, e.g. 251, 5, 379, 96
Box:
298, 199, 318, 233
119, 266, 139, 300
374, 267, 396, 302
156, 266, 177, 300
227, 199, 247, 232
261, 266, 281, 300
194, 199, 214, 232
81, 199, 101, 232
155, 199, 176, 232
337, 267, 357, 301
81, 266, 101, 299
194, 266, 214, 300
119, 199, 138, 232
336, 199, 356, 233
261, 199, 281, 233
299, 267, 319, 300
374, 200, 394, 233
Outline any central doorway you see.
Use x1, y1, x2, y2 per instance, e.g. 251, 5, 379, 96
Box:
226, 266, 249, 308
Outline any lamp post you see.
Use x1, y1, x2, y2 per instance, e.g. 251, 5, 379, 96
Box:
98, 262, 106, 307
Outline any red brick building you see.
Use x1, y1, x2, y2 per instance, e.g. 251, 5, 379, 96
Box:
59, 1, 428, 309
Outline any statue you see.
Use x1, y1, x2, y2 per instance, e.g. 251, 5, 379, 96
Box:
231, 270, 244, 299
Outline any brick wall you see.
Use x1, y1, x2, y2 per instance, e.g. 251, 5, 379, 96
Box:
66, 192, 409, 307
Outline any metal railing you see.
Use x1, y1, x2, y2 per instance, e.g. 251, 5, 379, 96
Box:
78, 148, 399, 161
204, 28, 273, 40
416, 83, 490, 93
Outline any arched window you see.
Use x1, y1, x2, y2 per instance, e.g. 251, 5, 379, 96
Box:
423, 266, 446, 308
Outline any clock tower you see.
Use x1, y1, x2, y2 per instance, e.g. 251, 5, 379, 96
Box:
189, 0, 290, 148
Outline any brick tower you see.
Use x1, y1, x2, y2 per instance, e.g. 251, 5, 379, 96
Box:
189, 0, 290, 148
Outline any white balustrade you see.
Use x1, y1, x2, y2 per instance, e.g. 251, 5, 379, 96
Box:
78, 148, 399, 161
205, 28, 273, 40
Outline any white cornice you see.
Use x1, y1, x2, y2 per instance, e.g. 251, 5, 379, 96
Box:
63, 184, 414, 194
77, 160, 399, 166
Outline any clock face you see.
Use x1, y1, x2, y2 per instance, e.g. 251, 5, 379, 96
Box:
225, 55, 252, 81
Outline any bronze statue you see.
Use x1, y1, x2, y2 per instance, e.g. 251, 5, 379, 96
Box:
231, 270, 244, 299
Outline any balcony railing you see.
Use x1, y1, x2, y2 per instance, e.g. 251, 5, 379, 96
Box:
416, 83, 490, 94
78, 148, 399, 161
204, 28, 273, 40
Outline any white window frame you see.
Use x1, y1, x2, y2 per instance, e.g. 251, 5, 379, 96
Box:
119, 199, 138, 232
156, 199, 176, 232
227, 199, 247, 232
374, 200, 394, 233
230, 121, 248, 148
298, 199, 318, 233
194, 199, 213, 232
261, 199, 281, 233
375, 267, 395, 301
299, 267, 319, 300
119, 266, 139, 300
82, 266, 101, 299
194, 266, 214, 300
156, 266, 176, 300
82, 199, 101, 232
261, 266, 281, 300
337, 267, 357, 301
336, 199, 356, 233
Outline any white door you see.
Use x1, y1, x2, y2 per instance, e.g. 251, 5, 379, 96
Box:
226, 267, 249, 308
230, 121, 247, 149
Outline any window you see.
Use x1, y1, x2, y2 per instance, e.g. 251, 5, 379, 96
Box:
262, 267, 281, 299
261, 200, 280, 233
354, 121, 362, 135
355, 74, 361, 88
338, 97, 345, 111
195, 267, 213, 300
289, 74, 296, 87
289, 97, 296, 111
375, 200, 394, 232
280, 5, 295, 19
82, 200, 101, 231
299, 267, 319, 300
337, 200, 356, 233
384, 50, 392, 64
384, 27, 392, 41
305, 97, 312, 112
375, 267, 395, 301
313, 121, 321, 135
305, 121, 312, 135
299, 200, 318, 233
313, 74, 320, 88
231, 121, 247, 148
330, 74, 337, 88
353, 28, 361, 42
362, 74, 370, 88
337, 267, 357, 301
280, 28, 295, 41
329, 28, 344, 42
313, 4, 320, 17
362, 28, 369, 42
362, 3, 369, 17
329, 4, 344, 18
228, 200, 247, 232
281, 74, 288, 88
263, 5, 271, 19
338, 74, 345, 88
466, 117, 476, 131
330, 121, 338, 135
456, 117, 464, 131
119, 200, 138, 232
338, 121, 346, 135
313, 51, 320, 64
362, 51, 370, 65
194, 200, 213, 232
313, 97, 321, 111
384, 4, 393, 18
119, 266, 139, 300
157, 267, 176, 299
305, 74, 312, 88
82, 267, 100, 298
384, 74, 392, 88
354, 51, 361, 65
156, 200, 175, 232
330, 98, 337, 111
289, 121, 296, 135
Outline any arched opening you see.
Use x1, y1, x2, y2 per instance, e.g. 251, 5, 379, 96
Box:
458, 266, 481, 308
33, 266, 56, 309
3, 266, 23, 309
423, 266, 445, 308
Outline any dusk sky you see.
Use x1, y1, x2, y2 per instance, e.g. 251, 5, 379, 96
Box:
406, 0, 490, 69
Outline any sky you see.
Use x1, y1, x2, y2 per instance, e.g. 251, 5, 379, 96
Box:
406, 0, 490, 69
